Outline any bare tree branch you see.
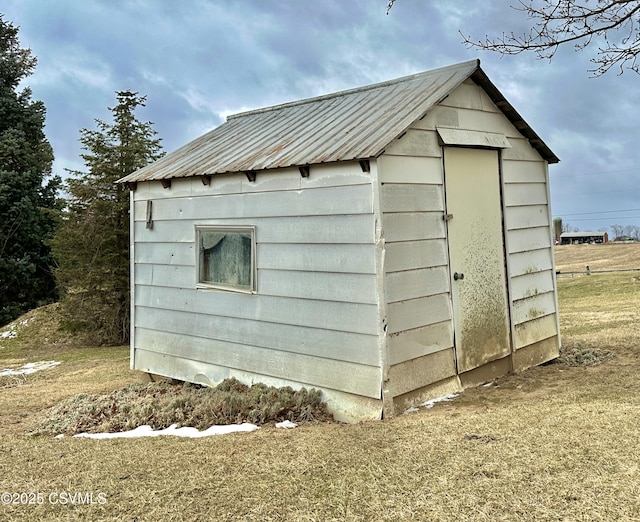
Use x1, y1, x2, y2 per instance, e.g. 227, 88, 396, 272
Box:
460, 0, 640, 76
386, 0, 397, 15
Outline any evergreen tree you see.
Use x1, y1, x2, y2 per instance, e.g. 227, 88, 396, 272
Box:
0, 15, 60, 325
52, 91, 164, 345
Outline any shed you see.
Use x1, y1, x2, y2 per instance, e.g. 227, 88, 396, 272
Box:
118, 59, 561, 422
560, 231, 608, 245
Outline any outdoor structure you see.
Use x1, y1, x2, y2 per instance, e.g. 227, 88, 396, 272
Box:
118, 60, 561, 422
560, 231, 608, 245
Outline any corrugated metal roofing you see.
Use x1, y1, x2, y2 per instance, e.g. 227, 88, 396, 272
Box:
119, 59, 558, 183
561, 232, 606, 238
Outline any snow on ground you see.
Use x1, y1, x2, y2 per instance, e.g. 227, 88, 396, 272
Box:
68, 423, 260, 440
0, 360, 61, 377
61, 419, 298, 439
0, 317, 35, 344
275, 420, 298, 429
403, 393, 459, 415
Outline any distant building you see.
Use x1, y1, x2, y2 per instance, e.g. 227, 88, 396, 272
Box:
560, 232, 608, 245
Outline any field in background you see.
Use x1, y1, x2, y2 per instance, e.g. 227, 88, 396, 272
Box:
554, 241, 640, 273
1, 245, 640, 521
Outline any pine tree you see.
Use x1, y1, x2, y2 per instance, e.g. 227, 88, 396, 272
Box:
0, 15, 60, 326
52, 91, 164, 345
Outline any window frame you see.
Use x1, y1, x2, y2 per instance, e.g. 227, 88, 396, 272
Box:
195, 225, 257, 294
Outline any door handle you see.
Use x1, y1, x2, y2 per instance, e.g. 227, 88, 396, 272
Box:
453, 272, 464, 281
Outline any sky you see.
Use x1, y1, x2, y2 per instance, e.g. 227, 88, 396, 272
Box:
3, 0, 640, 234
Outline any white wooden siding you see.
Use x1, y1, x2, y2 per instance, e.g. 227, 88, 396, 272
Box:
134, 339, 381, 399
507, 226, 555, 254
379, 148, 454, 371
514, 314, 558, 349
509, 248, 554, 277
505, 205, 550, 230
133, 348, 383, 422
135, 307, 378, 365
512, 291, 557, 325
132, 163, 382, 399
383, 129, 442, 157
503, 153, 558, 350
381, 79, 558, 384
383, 213, 446, 242
135, 183, 372, 221
135, 215, 376, 244
387, 321, 453, 365
510, 269, 556, 301
257, 243, 376, 273
503, 182, 548, 207
385, 267, 449, 303
136, 264, 377, 304
387, 294, 452, 335
378, 155, 443, 184
131, 77, 559, 413
385, 239, 448, 273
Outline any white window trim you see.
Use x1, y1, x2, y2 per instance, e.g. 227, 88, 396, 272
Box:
195, 225, 257, 294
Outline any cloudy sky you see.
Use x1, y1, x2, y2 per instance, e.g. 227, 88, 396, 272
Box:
3, 0, 640, 233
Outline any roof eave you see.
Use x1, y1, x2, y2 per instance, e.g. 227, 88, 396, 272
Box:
470, 68, 560, 164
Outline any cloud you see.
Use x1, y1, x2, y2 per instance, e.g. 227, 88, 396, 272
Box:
2, 0, 639, 231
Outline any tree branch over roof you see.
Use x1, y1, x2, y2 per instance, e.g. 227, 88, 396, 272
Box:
460, 0, 640, 76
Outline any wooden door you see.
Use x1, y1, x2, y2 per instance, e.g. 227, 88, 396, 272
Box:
444, 148, 511, 373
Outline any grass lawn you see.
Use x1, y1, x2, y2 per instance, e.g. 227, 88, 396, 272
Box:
1, 245, 639, 521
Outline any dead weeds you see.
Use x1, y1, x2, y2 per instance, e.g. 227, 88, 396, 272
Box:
31, 378, 332, 436
557, 340, 614, 367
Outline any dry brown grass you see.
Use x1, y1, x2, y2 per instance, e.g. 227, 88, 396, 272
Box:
554, 242, 640, 272
2, 248, 640, 521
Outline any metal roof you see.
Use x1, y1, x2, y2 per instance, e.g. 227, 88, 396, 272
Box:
119, 59, 558, 184
561, 232, 606, 238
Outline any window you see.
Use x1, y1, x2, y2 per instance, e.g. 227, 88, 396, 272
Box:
196, 226, 256, 293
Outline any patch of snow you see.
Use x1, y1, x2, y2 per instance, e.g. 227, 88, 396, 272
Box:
421, 393, 458, 409
0, 360, 61, 377
403, 393, 459, 415
70, 422, 260, 440
1, 329, 17, 340
0, 316, 34, 345
275, 420, 297, 429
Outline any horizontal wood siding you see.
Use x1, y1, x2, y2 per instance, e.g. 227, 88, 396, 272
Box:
132, 163, 382, 399
387, 321, 453, 366
134, 331, 381, 398
135, 307, 378, 365
133, 348, 383, 422
135, 215, 375, 244
503, 157, 558, 348
387, 348, 457, 398
136, 183, 373, 221
379, 150, 454, 383
381, 80, 558, 386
